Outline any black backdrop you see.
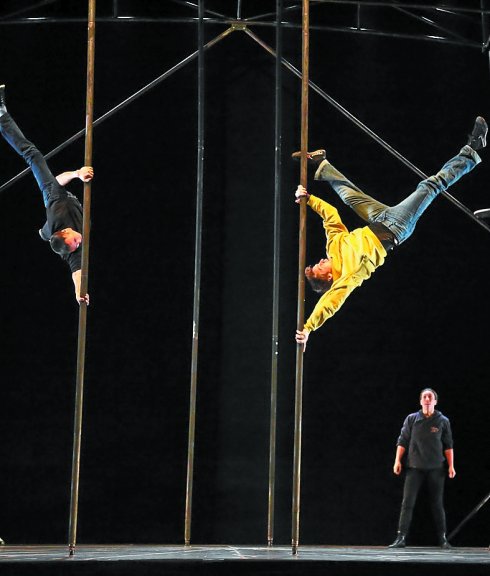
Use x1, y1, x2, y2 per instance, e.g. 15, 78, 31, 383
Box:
0, 7, 489, 548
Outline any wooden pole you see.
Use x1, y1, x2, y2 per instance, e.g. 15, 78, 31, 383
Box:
292, 0, 309, 556
68, 0, 96, 556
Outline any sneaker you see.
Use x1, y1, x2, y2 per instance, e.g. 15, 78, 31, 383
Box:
291, 149, 326, 166
467, 116, 487, 150
474, 208, 490, 219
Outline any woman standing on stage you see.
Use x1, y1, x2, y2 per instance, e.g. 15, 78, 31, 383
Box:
389, 388, 455, 549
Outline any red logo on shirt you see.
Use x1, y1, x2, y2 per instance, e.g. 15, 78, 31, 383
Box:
430, 427, 439, 433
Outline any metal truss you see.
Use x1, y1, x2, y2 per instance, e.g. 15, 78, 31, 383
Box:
2, 0, 490, 554
1, 1, 490, 50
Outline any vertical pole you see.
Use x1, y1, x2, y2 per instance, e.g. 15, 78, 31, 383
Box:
481, 0, 486, 43
291, 0, 309, 557
267, 0, 283, 548
481, 0, 490, 53
184, 0, 205, 546
482, 1, 490, 84
68, 0, 96, 557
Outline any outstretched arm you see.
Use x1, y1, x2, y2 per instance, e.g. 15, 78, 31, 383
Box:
56, 166, 94, 186
303, 277, 360, 333
72, 270, 90, 306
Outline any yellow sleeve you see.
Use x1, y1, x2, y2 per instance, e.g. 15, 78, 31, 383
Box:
304, 276, 361, 331
308, 195, 348, 238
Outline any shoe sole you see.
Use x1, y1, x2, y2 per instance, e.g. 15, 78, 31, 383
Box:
291, 149, 326, 163
474, 208, 490, 218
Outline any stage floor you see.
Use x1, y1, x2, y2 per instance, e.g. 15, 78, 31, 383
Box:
0, 544, 488, 575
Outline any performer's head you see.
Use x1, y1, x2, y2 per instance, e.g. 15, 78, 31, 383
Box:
419, 388, 438, 412
305, 258, 333, 294
50, 228, 82, 255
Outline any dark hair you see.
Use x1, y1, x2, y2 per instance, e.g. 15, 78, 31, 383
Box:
420, 388, 438, 401
305, 275, 332, 294
49, 233, 72, 256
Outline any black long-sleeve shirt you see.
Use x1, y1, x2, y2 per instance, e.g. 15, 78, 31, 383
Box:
39, 190, 82, 273
397, 410, 453, 469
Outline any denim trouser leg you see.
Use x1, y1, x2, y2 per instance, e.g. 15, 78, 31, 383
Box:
314, 160, 390, 222
315, 146, 481, 244
0, 113, 64, 207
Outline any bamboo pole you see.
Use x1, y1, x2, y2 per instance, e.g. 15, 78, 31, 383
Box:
68, 0, 96, 556
267, 0, 283, 548
184, 0, 206, 546
292, 0, 309, 557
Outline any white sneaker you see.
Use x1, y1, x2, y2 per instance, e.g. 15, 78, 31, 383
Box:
474, 208, 490, 218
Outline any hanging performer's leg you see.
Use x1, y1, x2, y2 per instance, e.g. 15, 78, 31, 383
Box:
315, 146, 481, 245
314, 159, 390, 223
0, 86, 64, 207
314, 117, 486, 245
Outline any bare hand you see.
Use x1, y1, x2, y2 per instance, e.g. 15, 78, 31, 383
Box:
393, 461, 402, 475
295, 328, 310, 351
448, 466, 456, 479
295, 184, 309, 204
77, 292, 90, 306
78, 166, 94, 182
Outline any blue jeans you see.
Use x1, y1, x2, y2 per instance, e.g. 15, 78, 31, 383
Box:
314, 146, 481, 244
0, 112, 66, 207
397, 467, 447, 536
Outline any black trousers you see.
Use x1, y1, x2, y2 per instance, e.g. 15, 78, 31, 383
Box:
397, 467, 447, 535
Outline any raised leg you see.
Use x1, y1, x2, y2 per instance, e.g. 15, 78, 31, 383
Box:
0, 112, 64, 207
314, 159, 389, 223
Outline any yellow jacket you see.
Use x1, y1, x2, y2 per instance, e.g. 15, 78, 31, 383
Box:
304, 195, 387, 332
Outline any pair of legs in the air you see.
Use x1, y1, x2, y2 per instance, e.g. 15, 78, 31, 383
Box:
313, 144, 481, 245
298, 116, 487, 243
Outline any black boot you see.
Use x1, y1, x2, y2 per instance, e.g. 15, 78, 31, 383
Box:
388, 532, 406, 548
0, 85, 7, 117
439, 534, 452, 549
467, 116, 487, 150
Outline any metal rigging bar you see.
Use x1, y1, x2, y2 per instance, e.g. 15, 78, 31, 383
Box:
267, 0, 284, 548
184, 0, 206, 547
